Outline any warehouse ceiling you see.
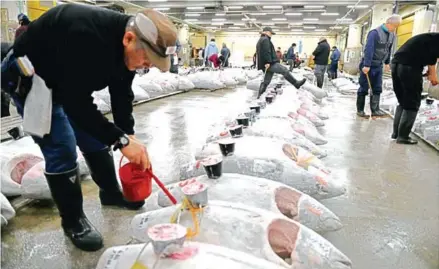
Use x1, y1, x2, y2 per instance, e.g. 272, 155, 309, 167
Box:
80, 0, 436, 34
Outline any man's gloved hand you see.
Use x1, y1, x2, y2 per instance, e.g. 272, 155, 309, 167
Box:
1, 51, 34, 98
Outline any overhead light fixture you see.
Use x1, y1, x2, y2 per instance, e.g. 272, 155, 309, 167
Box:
347, 5, 369, 9
272, 18, 287, 21
228, 6, 243, 9
229, 26, 241, 29
242, 18, 256, 21
186, 7, 204, 10
153, 7, 170, 11
315, 29, 326, 31
212, 18, 226, 21
303, 26, 316, 29
336, 18, 352, 21
185, 19, 199, 22
321, 12, 339, 16
304, 5, 324, 9
234, 23, 245, 26
303, 18, 318, 21
212, 22, 224, 25
249, 13, 267, 16
263, 5, 283, 9
285, 12, 302, 16
148, 0, 167, 2
330, 26, 343, 29
302, 9, 326, 13
262, 22, 275, 25
290, 22, 303, 25
215, 13, 226, 16
185, 13, 200, 17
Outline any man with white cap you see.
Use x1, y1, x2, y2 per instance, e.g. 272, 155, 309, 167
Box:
256, 27, 306, 99
1, 4, 177, 251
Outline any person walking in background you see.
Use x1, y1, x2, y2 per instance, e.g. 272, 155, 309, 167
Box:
312, 37, 330, 88
1, 42, 12, 118
329, 46, 341, 79
287, 43, 297, 71
204, 38, 218, 66
220, 43, 230, 67
256, 27, 306, 99
356, 14, 401, 118
251, 52, 256, 69
390, 33, 439, 144
197, 47, 204, 66
15, 13, 30, 39
169, 39, 181, 74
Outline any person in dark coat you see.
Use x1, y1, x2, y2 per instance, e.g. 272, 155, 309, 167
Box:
312, 37, 330, 88
170, 39, 181, 74
390, 33, 439, 144
356, 14, 401, 117
329, 46, 341, 79
15, 13, 30, 39
1, 4, 177, 252
1, 42, 12, 118
286, 43, 297, 71
220, 43, 231, 67
255, 27, 306, 99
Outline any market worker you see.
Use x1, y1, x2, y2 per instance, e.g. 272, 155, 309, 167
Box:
1, 4, 177, 251
256, 27, 306, 99
390, 33, 439, 145
356, 14, 401, 117
311, 37, 330, 88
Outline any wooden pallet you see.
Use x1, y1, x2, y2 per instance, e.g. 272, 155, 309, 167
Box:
1, 115, 23, 142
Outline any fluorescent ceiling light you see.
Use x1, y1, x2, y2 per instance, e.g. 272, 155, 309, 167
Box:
336, 18, 352, 21
285, 13, 302, 16
321, 12, 339, 16
229, 26, 241, 29
272, 18, 287, 21
228, 6, 243, 9
215, 13, 226, 16
249, 13, 267, 16
302, 9, 326, 12
303, 26, 316, 29
185, 13, 200, 17
315, 29, 326, 31
263, 5, 283, 9
242, 18, 256, 21
303, 18, 318, 21
275, 21, 289, 24
148, 0, 167, 2
290, 22, 303, 26
347, 5, 369, 9
185, 19, 199, 22
186, 7, 204, 10
304, 5, 324, 9
330, 26, 343, 29
212, 22, 224, 25
234, 23, 245, 26
262, 22, 275, 25
153, 8, 169, 11
212, 18, 226, 21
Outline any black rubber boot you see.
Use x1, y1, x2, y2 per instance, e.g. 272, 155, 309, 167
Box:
370, 94, 387, 117
45, 165, 103, 252
356, 95, 369, 117
396, 110, 418, 145
257, 83, 268, 99
83, 148, 145, 210
391, 105, 403, 139
284, 72, 306, 89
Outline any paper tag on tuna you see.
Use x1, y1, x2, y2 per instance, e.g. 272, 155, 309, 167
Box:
103, 247, 128, 269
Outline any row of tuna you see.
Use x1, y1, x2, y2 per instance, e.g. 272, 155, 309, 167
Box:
96, 70, 352, 268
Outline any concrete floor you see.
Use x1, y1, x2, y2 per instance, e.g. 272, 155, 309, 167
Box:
1, 87, 439, 269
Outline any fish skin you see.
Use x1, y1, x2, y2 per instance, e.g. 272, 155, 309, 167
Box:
131, 200, 352, 269
145, 173, 342, 233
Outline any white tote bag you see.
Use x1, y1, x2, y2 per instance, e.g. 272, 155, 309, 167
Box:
22, 75, 52, 138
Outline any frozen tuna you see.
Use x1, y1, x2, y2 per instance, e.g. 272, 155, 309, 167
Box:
186, 137, 345, 200
300, 101, 329, 120
145, 173, 342, 232
96, 242, 286, 269
131, 200, 352, 269
301, 81, 328, 99
297, 108, 325, 127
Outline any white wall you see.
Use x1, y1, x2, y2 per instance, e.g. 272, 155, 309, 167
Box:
371, 3, 393, 29
214, 32, 336, 58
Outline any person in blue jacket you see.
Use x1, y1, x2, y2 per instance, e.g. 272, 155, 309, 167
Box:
356, 14, 401, 117
286, 43, 296, 71
329, 46, 341, 79
204, 38, 219, 66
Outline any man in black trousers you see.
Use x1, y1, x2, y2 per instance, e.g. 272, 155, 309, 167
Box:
256, 27, 306, 99
391, 33, 439, 144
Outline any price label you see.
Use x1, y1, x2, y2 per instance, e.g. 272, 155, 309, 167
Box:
104, 247, 128, 269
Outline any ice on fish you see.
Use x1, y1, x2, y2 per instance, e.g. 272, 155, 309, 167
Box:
131, 200, 352, 269
145, 173, 342, 233
96, 242, 287, 269
187, 137, 345, 200
301, 82, 328, 99
300, 102, 329, 120
297, 108, 325, 127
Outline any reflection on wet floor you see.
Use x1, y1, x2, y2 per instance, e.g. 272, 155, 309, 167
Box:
1, 87, 439, 269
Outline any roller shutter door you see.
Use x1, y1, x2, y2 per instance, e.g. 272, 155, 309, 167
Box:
396, 15, 414, 49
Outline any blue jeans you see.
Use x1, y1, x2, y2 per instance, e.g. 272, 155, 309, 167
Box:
357, 62, 383, 96
12, 94, 106, 173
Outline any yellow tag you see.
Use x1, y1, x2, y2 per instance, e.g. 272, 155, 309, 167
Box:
131, 261, 148, 269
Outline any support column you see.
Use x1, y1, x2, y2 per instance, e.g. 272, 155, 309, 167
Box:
371, 3, 393, 29
343, 24, 363, 75
177, 25, 190, 66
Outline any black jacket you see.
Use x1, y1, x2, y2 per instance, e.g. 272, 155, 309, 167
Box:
312, 40, 330, 65
256, 34, 278, 70
13, 4, 134, 146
